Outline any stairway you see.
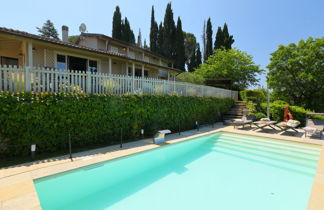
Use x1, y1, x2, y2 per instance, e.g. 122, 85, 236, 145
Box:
223, 101, 247, 123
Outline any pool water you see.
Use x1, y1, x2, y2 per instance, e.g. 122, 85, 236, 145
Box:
34, 132, 321, 210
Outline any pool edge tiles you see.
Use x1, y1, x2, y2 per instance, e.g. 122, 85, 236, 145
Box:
1, 126, 323, 210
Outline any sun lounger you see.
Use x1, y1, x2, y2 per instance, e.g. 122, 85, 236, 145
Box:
252, 119, 277, 130
232, 115, 255, 129
303, 119, 324, 138
275, 120, 300, 132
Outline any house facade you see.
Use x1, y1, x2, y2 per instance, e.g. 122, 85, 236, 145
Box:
0, 26, 181, 80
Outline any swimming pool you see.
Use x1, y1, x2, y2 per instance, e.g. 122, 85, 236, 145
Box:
34, 132, 321, 210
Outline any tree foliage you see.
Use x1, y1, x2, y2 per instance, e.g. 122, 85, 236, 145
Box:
150, 6, 159, 52
214, 23, 234, 50
184, 32, 197, 67
37, 20, 59, 39
176, 72, 205, 84
175, 17, 185, 70
162, 3, 176, 59
112, 6, 122, 40
112, 6, 135, 44
267, 37, 324, 112
195, 48, 263, 90
205, 18, 213, 60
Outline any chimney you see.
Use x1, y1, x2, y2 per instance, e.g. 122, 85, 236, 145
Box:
62, 25, 69, 42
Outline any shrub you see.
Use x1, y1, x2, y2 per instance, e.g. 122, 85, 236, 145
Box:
176, 72, 205, 85
260, 102, 324, 126
240, 89, 266, 104
0, 92, 234, 157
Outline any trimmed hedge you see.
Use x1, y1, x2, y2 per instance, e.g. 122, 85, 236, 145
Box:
260, 102, 324, 127
0, 92, 234, 156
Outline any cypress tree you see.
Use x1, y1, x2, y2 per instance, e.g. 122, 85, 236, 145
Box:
36, 20, 59, 39
137, 29, 142, 47
205, 18, 213, 60
175, 17, 185, 70
188, 49, 196, 72
195, 43, 202, 67
214, 26, 224, 50
112, 6, 122, 40
223, 23, 234, 49
150, 6, 159, 52
157, 22, 164, 55
162, 3, 176, 59
121, 17, 135, 44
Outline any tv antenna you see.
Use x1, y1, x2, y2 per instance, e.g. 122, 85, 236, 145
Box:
79, 23, 87, 33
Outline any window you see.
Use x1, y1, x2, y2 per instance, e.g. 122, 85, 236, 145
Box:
158, 70, 168, 79
56, 54, 66, 71
89, 60, 97, 73
0, 56, 18, 66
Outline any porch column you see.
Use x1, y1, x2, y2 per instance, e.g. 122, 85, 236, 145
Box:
132, 63, 135, 77
132, 63, 135, 93
28, 42, 33, 67
142, 52, 145, 61
159, 58, 162, 66
167, 72, 170, 81
108, 58, 112, 75
127, 47, 130, 57
141, 65, 145, 78
125, 62, 128, 75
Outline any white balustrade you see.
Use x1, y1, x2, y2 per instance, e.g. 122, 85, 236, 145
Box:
0, 65, 238, 99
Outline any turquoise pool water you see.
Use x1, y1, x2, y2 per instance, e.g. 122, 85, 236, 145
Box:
34, 132, 321, 210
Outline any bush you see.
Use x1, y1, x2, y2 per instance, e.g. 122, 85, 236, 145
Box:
176, 72, 205, 85
0, 92, 234, 157
240, 89, 266, 104
260, 102, 324, 126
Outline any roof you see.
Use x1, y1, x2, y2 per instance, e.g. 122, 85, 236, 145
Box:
0, 27, 181, 72
78, 33, 174, 62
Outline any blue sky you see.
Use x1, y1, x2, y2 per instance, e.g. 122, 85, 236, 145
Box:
1, 0, 323, 88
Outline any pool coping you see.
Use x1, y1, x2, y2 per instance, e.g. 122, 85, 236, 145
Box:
0, 125, 323, 209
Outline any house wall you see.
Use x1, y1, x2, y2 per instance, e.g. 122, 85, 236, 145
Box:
97, 39, 106, 51
79, 37, 98, 49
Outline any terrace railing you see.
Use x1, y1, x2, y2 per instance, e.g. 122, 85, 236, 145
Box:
0, 65, 238, 99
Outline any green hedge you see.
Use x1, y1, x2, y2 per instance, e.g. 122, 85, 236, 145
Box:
260, 102, 324, 126
0, 92, 234, 156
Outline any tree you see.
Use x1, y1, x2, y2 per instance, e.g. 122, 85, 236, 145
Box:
205, 18, 213, 60
157, 22, 164, 55
37, 20, 59, 39
214, 23, 235, 50
121, 17, 135, 44
150, 6, 159, 52
187, 48, 196, 72
162, 3, 176, 59
175, 17, 185, 70
137, 29, 142, 47
143, 39, 149, 49
202, 20, 207, 62
195, 48, 262, 90
176, 72, 205, 84
267, 37, 324, 111
68, 35, 79, 44
214, 26, 224, 50
112, 6, 122, 40
195, 43, 202, 67
222, 23, 234, 49
184, 32, 197, 67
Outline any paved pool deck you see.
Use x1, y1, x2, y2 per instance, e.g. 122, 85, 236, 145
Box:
0, 123, 323, 210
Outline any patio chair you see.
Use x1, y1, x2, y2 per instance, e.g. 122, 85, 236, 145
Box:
233, 115, 256, 129
275, 120, 300, 132
303, 119, 324, 138
252, 118, 277, 130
